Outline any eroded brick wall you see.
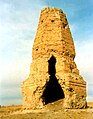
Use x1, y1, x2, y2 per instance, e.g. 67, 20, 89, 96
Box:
22, 8, 87, 109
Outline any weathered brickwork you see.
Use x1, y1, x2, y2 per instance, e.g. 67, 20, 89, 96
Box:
22, 8, 87, 109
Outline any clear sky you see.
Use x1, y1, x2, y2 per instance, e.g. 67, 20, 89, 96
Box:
0, 0, 93, 105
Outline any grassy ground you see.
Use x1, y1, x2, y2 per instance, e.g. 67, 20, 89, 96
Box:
0, 102, 93, 119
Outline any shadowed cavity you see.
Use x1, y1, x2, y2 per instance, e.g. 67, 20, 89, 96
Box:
42, 55, 65, 104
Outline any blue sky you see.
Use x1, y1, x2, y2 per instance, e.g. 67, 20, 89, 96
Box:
0, 0, 93, 105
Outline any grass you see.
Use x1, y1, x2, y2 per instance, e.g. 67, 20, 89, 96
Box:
0, 102, 93, 119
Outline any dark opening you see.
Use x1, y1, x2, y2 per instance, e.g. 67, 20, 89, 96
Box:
48, 55, 56, 76
51, 20, 55, 22
63, 23, 67, 29
36, 48, 38, 51
41, 55, 64, 104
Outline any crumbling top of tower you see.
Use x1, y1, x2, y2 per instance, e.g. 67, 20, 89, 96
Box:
32, 7, 75, 60
41, 7, 64, 13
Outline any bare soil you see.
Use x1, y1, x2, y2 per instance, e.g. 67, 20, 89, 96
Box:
0, 102, 93, 119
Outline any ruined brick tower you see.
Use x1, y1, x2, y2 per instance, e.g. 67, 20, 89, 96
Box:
22, 8, 87, 109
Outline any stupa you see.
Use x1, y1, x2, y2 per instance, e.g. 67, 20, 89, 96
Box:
22, 8, 87, 109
